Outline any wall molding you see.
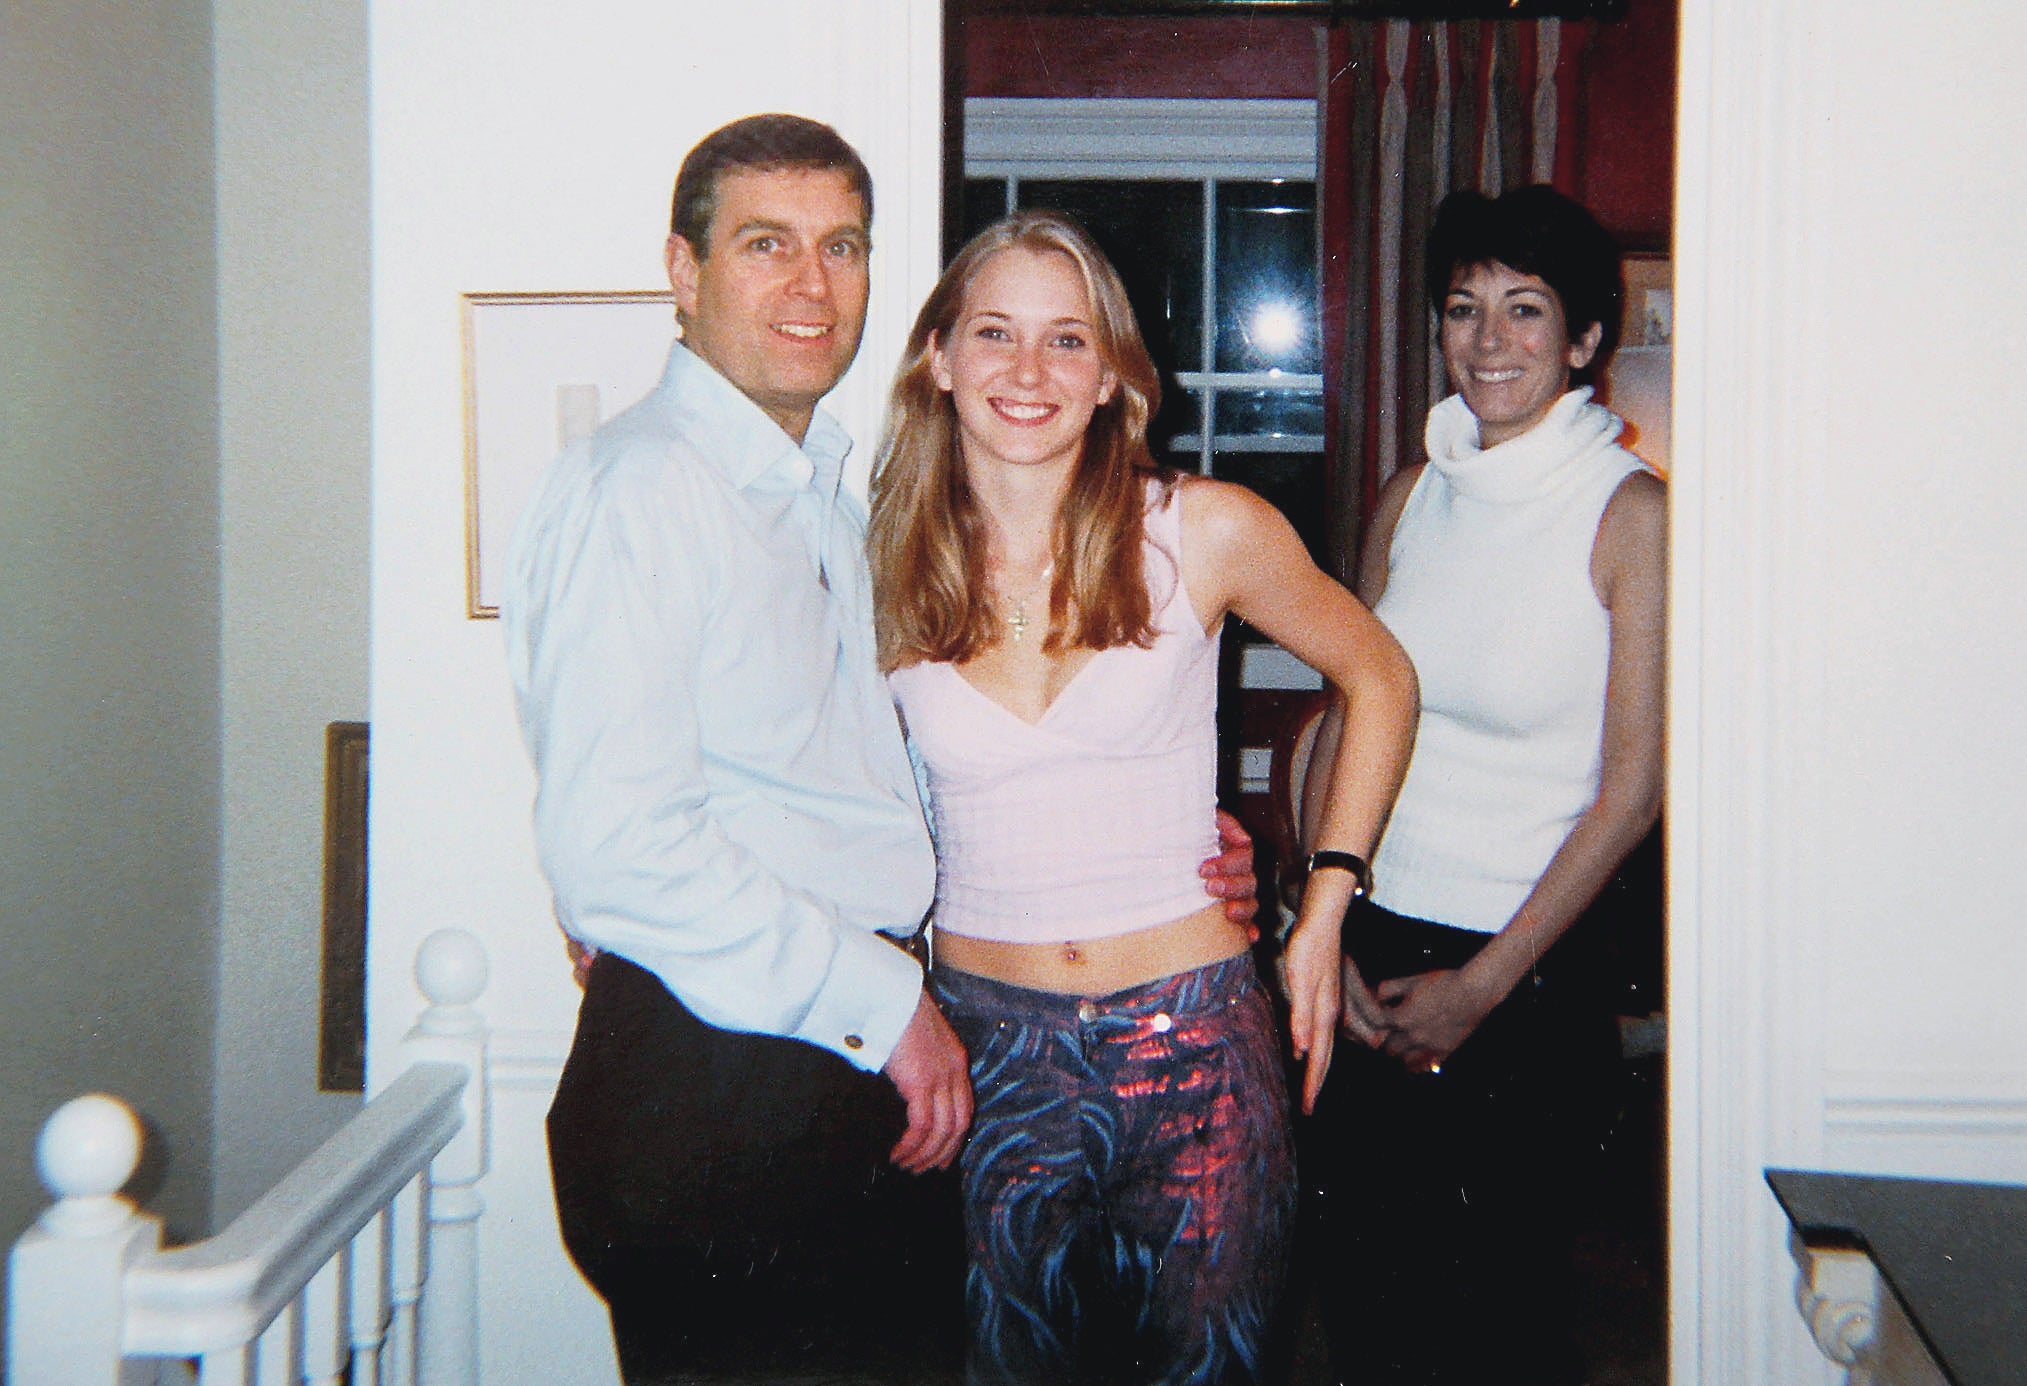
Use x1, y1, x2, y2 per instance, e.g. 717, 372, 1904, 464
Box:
1824, 1072, 2027, 1135
489, 1028, 571, 1093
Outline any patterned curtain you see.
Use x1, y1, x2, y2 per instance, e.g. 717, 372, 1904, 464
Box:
1317, 19, 1592, 581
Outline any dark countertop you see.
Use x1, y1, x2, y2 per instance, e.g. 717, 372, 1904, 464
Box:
1767, 1167, 2027, 1386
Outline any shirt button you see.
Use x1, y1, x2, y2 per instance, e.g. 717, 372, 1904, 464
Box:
1076, 1000, 1099, 1024
843, 1034, 864, 1051
1150, 1012, 1173, 1034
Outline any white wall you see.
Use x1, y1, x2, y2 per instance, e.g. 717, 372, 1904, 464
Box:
15, 4, 2019, 1378
0, 0, 223, 1342
1672, 1, 2027, 1379
209, 0, 373, 1225
364, 4, 944, 1379
1807, 7, 2027, 1125
1, 0, 378, 1339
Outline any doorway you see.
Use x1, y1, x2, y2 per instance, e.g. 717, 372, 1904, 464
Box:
945, 5, 1677, 1381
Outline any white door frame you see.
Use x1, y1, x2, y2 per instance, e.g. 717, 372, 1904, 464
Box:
1671, 1, 1846, 1379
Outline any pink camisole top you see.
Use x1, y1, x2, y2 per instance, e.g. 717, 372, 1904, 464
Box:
886, 480, 1220, 944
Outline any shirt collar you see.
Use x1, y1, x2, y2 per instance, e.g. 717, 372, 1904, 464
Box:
660, 341, 852, 495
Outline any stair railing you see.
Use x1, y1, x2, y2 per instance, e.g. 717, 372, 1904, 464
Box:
7, 929, 490, 1386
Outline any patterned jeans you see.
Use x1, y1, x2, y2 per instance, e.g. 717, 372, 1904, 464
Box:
929, 953, 1295, 1386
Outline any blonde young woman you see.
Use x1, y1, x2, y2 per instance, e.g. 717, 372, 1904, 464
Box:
868, 210, 1416, 1386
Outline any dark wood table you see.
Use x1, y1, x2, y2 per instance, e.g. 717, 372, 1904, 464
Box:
1767, 1167, 2027, 1386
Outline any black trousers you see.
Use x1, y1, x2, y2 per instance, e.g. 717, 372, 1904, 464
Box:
548, 953, 964, 1384
1308, 902, 1618, 1386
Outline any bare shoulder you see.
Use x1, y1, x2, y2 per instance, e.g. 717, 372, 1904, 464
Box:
1175, 474, 1281, 534
1598, 468, 1667, 553
1355, 462, 1426, 605
1592, 467, 1668, 604
1369, 462, 1425, 543
1174, 473, 1310, 622
1377, 460, 1427, 510
1176, 472, 1291, 554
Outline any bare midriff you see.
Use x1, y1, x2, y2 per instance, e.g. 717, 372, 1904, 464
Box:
931, 900, 1246, 996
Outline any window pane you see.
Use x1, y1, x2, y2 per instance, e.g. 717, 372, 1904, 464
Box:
1015, 180, 1205, 379
961, 178, 1011, 245
1215, 181, 1318, 375
1154, 386, 1207, 465
1212, 389, 1325, 441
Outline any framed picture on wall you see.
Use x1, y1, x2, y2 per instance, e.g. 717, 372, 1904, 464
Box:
1608, 254, 1672, 474
319, 720, 369, 1092
1621, 253, 1672, 348
461, 291, 678, 618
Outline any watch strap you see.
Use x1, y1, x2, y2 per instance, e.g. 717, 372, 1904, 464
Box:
1305, 849, 1372, 899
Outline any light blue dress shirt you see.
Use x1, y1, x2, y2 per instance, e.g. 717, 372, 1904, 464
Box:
503, 342, 936, 1072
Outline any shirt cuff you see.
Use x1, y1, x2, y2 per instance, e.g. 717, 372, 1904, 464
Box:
789, 926, 924, 1073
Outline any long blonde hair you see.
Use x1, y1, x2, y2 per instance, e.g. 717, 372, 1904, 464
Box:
868, 210, 1171, 672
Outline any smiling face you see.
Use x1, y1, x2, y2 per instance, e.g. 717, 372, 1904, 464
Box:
929, 246, 1119, 480
1440, 260, 1604, 448
665, 165, 870, 442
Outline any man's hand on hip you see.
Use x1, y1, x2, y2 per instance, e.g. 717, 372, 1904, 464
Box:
1201, 807, 1260, 935
883, 991, 972, 1173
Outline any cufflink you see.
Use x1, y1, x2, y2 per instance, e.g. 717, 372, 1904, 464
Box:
843, 1034, 864, 1051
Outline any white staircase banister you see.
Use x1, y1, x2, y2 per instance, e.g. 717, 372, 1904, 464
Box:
120, 1062, 465, 1356
7, 928, 491, 1385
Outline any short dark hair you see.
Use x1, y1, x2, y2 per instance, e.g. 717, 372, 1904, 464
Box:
1425, 184, 1624, 387
669, 113, 873, 258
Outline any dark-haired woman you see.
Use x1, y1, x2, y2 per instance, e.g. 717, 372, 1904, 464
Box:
869, 210, 1416, 1385
1309, 184, 1666, 1385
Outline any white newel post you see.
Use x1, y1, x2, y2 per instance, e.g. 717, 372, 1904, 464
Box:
5, 1096, 159, 1386
399, 929, 491, 1386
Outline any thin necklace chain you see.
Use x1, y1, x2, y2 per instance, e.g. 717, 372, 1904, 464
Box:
993, 557, 1054, 644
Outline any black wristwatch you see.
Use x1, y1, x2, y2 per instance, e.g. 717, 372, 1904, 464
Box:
1304, 849, 1373, 900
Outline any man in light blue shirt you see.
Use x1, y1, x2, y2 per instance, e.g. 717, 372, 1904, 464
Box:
505, 115, 971, 1382
505, 114, 1254, 1383
506, 154, 944, 1110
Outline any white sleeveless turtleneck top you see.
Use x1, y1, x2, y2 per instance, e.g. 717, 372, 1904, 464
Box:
1370, 388, 1651, 933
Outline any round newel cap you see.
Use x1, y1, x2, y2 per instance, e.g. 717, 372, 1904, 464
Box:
37, 1094, 141, 1203
416, 928, 488, 1008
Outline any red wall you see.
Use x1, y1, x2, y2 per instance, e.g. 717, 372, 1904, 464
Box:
961, 2, 1675, 246
1574, 0, 1677, 248
964, 15, 1317, 99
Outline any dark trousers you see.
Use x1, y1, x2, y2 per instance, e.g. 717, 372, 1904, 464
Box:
1309, 902, 1618, 1386
548, 953, 964, 1384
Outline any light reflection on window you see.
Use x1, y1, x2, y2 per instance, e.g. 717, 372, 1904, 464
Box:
1247, 301, 1303, 359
